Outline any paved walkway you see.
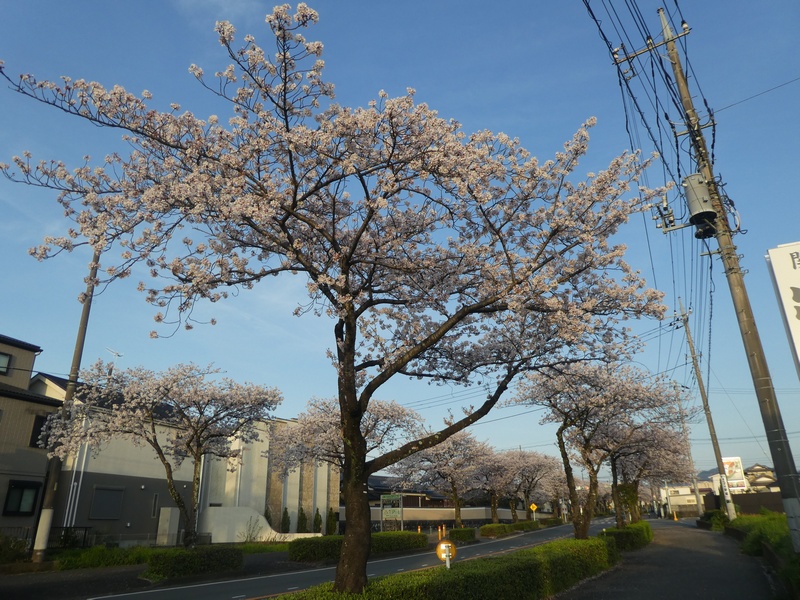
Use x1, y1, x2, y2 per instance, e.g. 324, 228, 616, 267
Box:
561, 519, 782, 599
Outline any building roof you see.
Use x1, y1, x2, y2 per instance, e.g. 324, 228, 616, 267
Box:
0, 380, 61, 408
0, 333, 42, 353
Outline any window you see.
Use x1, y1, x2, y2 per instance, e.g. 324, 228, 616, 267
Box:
3, 480, 42, 516
89, 486, 125, 520
0, 352, 10, 375
29, 415, 48, 448
151, 493, 159, 518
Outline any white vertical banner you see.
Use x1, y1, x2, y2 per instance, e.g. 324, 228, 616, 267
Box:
722, 457, 747, 490
766, 241, 800, 380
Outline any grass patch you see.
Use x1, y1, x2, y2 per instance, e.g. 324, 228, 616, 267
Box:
730, 510, 800, 592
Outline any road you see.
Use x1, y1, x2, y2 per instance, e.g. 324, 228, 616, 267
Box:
87, 519, 614, 599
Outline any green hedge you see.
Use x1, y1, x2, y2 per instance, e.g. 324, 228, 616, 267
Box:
54, 545, 154, 570
512, 520, 541, 532
479, 523, 514, 538
288, 531, 428, 562
729, 511, 800, 592
288, 537, 617, 599
143, 546, 243, 582
731, 511, 791, 556
698, 509, 730, 532
540, 517, 565, 527
0, 535, 28, 564
598, 521, 652, 552
448, 528, 476, 543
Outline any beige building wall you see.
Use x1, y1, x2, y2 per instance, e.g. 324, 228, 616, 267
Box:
0, 339, 38, 390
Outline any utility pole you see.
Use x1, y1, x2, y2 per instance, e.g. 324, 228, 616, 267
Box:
678, 300, 735, 520
656, 9, 800, 549
31, 249, 100, 562
676, 386, 705, 517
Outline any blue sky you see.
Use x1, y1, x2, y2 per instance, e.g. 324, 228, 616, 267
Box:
1, 1, 798, 477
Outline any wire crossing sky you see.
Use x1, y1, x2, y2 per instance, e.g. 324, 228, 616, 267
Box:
1, 0, 798, 475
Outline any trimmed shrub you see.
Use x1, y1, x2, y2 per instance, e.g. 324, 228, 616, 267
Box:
512, 520, 541, 532
326, 507, 338, 535
728, 510, 800, 592
698, 509, 729, 532
288, 537, 616, 599
281, 507, 291, 534
143, 546, 243, 582
448, 528, 476, 543
732, 511, 790, 556
541, 517, 565, 527
372, 531, 428, 554
238, 542, 289, 555
598, 521, 652, 551
288, 531, 427, 562
479, 523, 514, 538
313, 508, 323, 533
0, 534, 28, 564
297, 507, 309, 533
55, 545, 153, 570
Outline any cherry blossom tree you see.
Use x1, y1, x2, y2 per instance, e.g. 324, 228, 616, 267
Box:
268, 396, 424, 473
45, 360, 282, 546
614, 423, 694, 523
1, 4, 666, 592
472, 448, 513, 523
390, 430, 492, 528
502, 449, 564, 521
514, 362, 678, 538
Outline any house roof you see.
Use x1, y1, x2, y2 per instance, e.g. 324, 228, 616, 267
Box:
367, 474, 446, 501
0, 380, 61, 408
37, 372, 177, 421
745, 463, 774, 473
0, 333, 42, 353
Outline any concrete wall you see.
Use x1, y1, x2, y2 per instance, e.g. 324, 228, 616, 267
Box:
198, 506, 321, 543
340, 505, 516, 526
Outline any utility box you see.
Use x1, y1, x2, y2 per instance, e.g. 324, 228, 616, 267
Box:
682, 173, 716, 239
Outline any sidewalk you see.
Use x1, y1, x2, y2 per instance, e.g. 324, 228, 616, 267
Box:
560, 519, 783, 599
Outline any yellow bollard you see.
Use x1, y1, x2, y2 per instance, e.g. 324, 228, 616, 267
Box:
417, 525, 421, 534
673, 511, 678, 521
443, 524, 447, 538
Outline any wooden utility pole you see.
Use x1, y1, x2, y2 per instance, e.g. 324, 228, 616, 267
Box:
678, 300, 735, 520
31, 249, 100, 562
658, 9, 800, 550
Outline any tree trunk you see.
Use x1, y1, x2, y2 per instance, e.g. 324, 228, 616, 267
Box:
154, 446, 195, 547
450, 482, 463, 528
610, 456, 625, 529
555, 425, 591, 539
625, 479, 642, 523
490, 491, 499, 523
509, 497, 519, 522
333, 309, 373, 594
577, 465, 600, 539
335, 466, 371, 593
